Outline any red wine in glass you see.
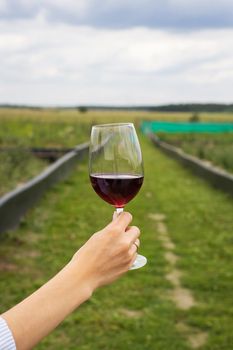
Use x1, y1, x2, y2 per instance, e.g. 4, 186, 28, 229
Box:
89, 123, 147, 270
90, 174, 144, 208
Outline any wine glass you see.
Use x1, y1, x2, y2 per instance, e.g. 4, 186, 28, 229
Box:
89, 122, 147, 270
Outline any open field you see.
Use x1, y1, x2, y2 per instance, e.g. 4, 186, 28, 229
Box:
0, 108, 233, 195
0, 111, 233, 349
1, 107, 233, 122
158, 133, 233, 173
0, 108, 233, 150
1, 108, 233, 148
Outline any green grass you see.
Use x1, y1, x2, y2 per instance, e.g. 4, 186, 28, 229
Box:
1, 108, 233, 195
0, 134, 232, 349
1, 108, 233, 148
0, 109, 91, 195
0, 116, 90, 148
158, 132, 233, 173
0, 150, 46, 196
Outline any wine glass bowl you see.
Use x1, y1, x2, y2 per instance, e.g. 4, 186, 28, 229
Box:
89, 123, 147, 270
90, 173, 143, 209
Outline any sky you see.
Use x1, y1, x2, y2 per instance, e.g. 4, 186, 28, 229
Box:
0, 0, 233, 106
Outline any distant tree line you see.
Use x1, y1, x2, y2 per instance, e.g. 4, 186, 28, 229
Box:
86, 104, 233, 113
140, 104, 233, 113
1, 103, 233, 113
0, 104, 43, 110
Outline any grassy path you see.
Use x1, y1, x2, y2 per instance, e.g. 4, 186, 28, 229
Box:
0, 135, 232, 349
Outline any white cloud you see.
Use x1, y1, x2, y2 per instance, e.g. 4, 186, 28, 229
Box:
0, 17, 232, 105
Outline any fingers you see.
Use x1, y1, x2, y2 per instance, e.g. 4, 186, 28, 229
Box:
116, 212, 132, 229
106, 213, 141, 257
134, 238, 140, 249
128, 249, 137, 269
128, 243, 137, 256
126, 226, 141, 244
109, 211, 132, 231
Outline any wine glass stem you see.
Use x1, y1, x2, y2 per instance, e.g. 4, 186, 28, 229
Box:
116, 207, 124, 216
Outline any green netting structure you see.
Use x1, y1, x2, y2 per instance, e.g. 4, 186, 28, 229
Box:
141, 121, 233, 134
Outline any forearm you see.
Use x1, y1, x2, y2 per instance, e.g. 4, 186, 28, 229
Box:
2, 262, 92, 350
1, 212, 138, 349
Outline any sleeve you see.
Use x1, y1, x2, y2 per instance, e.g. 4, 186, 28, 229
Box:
0, 317, 16, 350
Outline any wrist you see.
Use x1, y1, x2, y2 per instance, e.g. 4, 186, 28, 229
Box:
62, 261, 94, 307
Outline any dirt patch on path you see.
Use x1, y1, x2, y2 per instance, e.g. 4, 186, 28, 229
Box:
164, 251, 179, 265
148, 212, 208, 348
119, 308, 144, 318
166, 269, 182, 287
176, 322, 208, 349
170, 287, 195, 310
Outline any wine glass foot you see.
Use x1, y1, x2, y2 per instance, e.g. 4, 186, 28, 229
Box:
130, 254, 147, 270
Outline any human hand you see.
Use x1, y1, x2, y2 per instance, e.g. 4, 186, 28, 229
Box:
1, 212, 140, 350
70, 212, 140, 293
